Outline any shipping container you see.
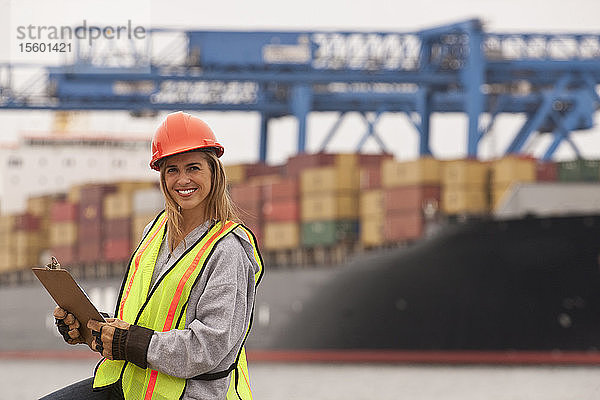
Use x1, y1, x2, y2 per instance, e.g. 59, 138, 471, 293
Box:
115, 180, 156, 194
103, 238, 131, 262
51, 201, 79, 222
78, 241, 102, 263
443, 159, 490, 186
263, 222, 299, 250
360, 190, 384, 218
384, 185, 441, 213
224, 164, 247, 184
492, 156, 536, 184
286, 153, 337, 177
230, 183, 262, 209
245, 163, 285, 179
558, 159, 600, 182
103, 218, 132, 240
442, 186, 488, 215
301, 192, 359, 221
80, 183, 117, 203
14, 213, 41, 231
382, 158, 441, 187
49, 222, 78, 247
262, 178, 299, 202
103, 192, 133, 219
384, 211, 424, 242
360, 214, 385, 247
360, 165, 382, 190
301, 220, 359, 247
263, 200, 299, 222
27, 194, 56, 217
536, 162, 558, 182
300, 166, 360, 194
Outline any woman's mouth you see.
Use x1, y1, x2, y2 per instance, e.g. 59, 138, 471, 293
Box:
175, 188, 197, 197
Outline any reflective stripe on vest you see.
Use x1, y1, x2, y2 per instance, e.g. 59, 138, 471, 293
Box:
93, 212, 263, 400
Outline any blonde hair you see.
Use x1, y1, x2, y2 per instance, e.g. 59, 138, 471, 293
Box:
158, 150, 240, 252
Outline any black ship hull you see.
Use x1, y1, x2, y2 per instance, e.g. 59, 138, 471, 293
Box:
250, 214, 600, 354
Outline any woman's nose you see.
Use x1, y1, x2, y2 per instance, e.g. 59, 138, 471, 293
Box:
177, 173, 192, 183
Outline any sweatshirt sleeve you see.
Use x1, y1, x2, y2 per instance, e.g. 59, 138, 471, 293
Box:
145, 234, 253, 379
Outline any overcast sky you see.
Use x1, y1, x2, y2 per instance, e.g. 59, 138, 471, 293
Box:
0, 0, 599, 165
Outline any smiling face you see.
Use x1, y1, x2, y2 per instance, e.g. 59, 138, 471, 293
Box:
163, 151, 213, 220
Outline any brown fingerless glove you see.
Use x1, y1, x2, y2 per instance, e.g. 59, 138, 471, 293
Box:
112, 325, 154, 369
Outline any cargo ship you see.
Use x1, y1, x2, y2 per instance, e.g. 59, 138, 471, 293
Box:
2, 137, 600, 363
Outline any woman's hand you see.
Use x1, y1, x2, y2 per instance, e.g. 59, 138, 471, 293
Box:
53, 306, 85, 345
87, 318, 155, 369
87, 318, 130, 360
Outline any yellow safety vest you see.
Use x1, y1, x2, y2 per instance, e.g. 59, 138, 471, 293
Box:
93, 211, 264, 400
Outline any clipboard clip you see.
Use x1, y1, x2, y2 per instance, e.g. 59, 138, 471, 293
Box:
46, 256, 61, 270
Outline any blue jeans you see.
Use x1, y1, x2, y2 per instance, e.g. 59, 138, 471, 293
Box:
39, 377, 123, 400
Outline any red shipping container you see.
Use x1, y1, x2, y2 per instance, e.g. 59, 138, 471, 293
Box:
80, 183, 117, 203
230, 184, 262, 209
360, 165, 382, 190
51, 245, 78, 265
103, 218, 132, 240
79, 203, 102, 222
78, 241, 102, 263
78, 222, 102, 238
286, 153, 337, 177
103, 238, 132, 262
384, 185, 441, 213
262, 178, 299, 203
384, 211, 424, 242
358, 153, 394, 166
245, 163, 285, 179
51, 201, 79, 222
263, 200, 299, 222
536, 162, 558, 181
14, 213, 41, 231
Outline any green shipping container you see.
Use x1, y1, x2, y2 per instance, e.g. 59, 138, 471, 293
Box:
301, 220, 359, 247
558, 159, 600, 182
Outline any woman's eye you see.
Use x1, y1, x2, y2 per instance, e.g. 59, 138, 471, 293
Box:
167, 168, 177, 174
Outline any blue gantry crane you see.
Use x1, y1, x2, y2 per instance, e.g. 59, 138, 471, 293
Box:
1, 19, 599, 161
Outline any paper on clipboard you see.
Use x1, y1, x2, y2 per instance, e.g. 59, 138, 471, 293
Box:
32, 266, 106, 347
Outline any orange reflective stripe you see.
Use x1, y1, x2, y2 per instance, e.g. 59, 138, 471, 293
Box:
119, 216, 167, 320
144, 221, 235, 400
241, 366, 252, 397
144, 370, 159, 400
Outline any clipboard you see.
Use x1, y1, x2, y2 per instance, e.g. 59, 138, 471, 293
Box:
32, 266, 106, 346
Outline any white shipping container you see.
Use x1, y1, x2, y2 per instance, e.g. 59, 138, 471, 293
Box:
495, 183, 600, 218
133, 188, 164, 215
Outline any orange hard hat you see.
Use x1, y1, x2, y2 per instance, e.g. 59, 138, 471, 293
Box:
150, 111, 224, 170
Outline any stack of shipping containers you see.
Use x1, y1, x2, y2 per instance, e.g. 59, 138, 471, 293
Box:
2, 154, 600, 280
14, 212, 42, 271
262, 177, 300, 253
49, 198, 78, 265
299, 155, 359, 253
380, 158, 442, 243
442, 159, 490, 215
77, 184, 116, 264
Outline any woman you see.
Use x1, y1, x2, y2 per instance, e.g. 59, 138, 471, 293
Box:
44, 111, 264, 400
